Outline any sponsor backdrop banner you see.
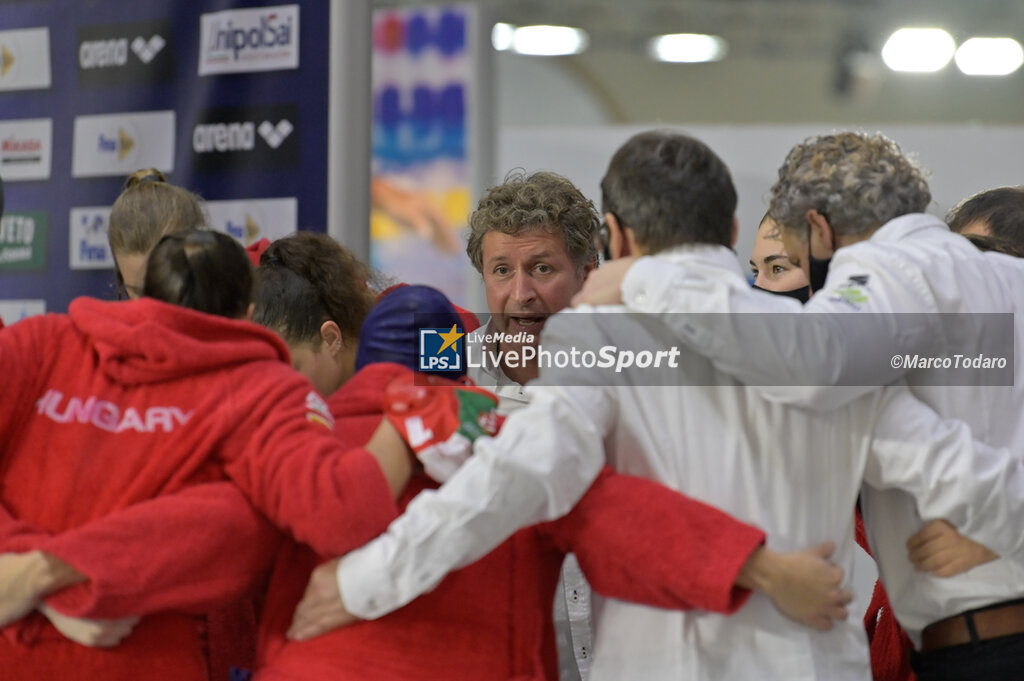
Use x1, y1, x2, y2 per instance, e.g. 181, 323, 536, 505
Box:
0, 0, 329, 313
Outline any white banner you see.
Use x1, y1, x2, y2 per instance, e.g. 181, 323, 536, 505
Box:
0, 27, 52, 92
0, 118, 52, 181
68, 206, 114, 270
0, 299, 46, 325
198, 4, 299, 75
71, 110, 175, 178
206, 197, 298, 246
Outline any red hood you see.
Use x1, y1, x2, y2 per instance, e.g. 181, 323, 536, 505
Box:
327, 362, 411, 418
68, 297, 290, 386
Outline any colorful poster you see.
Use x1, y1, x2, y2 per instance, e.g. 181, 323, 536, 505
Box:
370, 6, 478, 307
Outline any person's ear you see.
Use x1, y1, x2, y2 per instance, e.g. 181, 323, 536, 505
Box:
319, 320, 344, 354
805, 209, 835, 254
244, 302, 255, 322
605, 212, 629, 259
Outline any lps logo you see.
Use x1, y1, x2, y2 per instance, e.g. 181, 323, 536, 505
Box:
72, 111, 175, 178
77, 20, 173, 86
0, 27, 51, 92
0, 118, 52, 181
192, 105, 298, 170
198, 4, 299, 75
68, 207, 113, 270
418, 325, 464, 373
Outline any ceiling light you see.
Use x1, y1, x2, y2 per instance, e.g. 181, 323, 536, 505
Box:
648, 33, 727, 63
491, 22, 515, 52
955, 37, 1024, 76
881, 28, 955, 72
507, 25, 588, 56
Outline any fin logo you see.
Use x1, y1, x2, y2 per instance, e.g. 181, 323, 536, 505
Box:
225, 214, 261, 245
68, 206, 114, 269
1, 44, 13, 77
419, 325, 465, 373
131, 35, 166, 64
98, 127, 135, 161
257, 119, 293, 149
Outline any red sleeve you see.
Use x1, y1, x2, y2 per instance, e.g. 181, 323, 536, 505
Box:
220, 368, 400, 557
0, 314, 61, 448
0, 500, 49, 550
246, 238, 272, 267
36, 482, 281, 619
0, 316, 63, 551
539, 467, 765, 614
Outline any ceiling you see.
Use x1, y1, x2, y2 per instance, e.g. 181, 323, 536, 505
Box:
384, 0, 1024, 59
377, 1, 1024, 125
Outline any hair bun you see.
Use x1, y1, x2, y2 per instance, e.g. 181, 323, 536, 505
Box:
124, 168, 167, 190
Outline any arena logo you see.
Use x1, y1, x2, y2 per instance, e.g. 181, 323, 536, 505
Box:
132, 35, 166, 63
79, 39, 129, 68
192, 118, 293, 152
79, 34, 166, 69
199, 4, 299, 75
192, 105, 298, 170
258, 119, 293, 149
77, 21, 173, 86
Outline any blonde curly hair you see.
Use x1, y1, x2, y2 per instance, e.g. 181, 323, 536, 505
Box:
769, 132, 931, 239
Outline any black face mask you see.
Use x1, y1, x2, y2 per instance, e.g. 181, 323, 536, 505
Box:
808, 253, 831, 293
752, 284, 810, 304
805, 211, 833, 292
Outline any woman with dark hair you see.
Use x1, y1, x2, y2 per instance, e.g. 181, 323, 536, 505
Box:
0, 229, 423, 681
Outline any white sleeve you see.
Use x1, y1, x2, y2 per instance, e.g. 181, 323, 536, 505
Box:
621, 253, 941, 410
863, 385, 1024, 562
336, 319, 614, 619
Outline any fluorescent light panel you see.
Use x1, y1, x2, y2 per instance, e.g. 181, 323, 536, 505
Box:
648, 33, 727, 63
492, 24, 589, 56
955, 37, 1024, 76
881, 28, 955, 72
491, 22, 515, 52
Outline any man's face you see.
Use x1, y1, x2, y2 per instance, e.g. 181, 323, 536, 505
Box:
481, 228, 584, 339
